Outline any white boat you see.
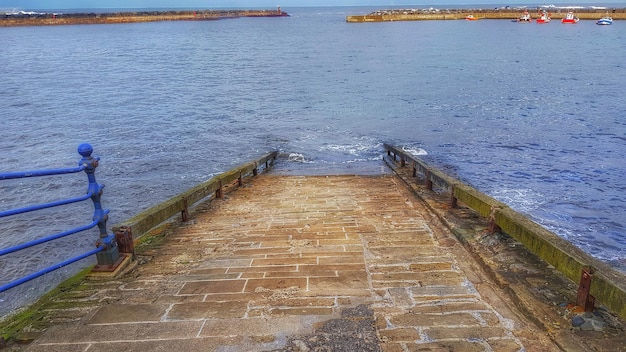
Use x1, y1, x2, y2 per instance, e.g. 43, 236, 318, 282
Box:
596, 16, 613, 25
517, 11, 532, 22
561, 11, 579, 24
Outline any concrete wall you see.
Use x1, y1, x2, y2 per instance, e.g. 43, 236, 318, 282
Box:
112, 151, 277, 242
383, 144, 626, 320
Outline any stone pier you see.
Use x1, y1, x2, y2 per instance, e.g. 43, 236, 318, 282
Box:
3, 166, 625, 351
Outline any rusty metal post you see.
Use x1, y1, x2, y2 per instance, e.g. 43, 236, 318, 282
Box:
400, 157, 405, 167
412, 163, 417, 177
114, 226, 134, 254
253, 162, 258, 176
181, 197, 189, 222
238, 171, 243, 186
488, 206, 502, 234
450, 186, 458, 208
577, 268, 595, 312
216, 179, 223, 199
425, 170, 433, 190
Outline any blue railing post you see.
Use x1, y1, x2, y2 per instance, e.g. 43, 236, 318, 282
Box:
78, 143, 120, 266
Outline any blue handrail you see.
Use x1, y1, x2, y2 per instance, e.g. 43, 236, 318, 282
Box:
0, 219, 100, 256
0, 166, 85, 180
0, 192, 92, 218
0, 143, 120, 293
0, 248, 104, 293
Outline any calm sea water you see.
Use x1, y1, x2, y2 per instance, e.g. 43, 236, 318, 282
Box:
1, 6, 625, 319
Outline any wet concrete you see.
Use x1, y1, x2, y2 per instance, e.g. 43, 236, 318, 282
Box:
1, 160, 624, 351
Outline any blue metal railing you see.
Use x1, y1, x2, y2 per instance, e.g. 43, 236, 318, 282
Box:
0, 143, 120, 293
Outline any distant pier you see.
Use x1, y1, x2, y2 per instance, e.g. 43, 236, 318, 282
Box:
347, 7, 626, 22
0, 8, 289, 27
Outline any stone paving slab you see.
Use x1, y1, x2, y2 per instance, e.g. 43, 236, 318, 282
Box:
6, 174, 585, 351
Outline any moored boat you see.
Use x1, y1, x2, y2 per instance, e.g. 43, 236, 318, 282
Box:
561, 11, 579, 23
465, 14, 479, 20
536, 11, 551, 23
596, 16, 613, 25
516, 11, 532, 22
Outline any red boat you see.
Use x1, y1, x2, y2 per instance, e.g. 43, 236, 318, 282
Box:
561, 11, 579, 23
536, 11, 551, 23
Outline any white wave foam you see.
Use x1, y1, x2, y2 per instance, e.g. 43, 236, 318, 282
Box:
288, 153, 315, 163
320, 141, 380, 156
490, 188, 544, 213
401, 146, 428, 156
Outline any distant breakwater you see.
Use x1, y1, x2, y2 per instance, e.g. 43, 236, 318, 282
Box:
1, 9, 288, 27
347, 8, 626, 22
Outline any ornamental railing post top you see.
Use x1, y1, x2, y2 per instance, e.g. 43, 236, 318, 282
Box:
77, 143, 93, 158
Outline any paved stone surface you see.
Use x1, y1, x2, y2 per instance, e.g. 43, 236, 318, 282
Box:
4, 173, 600, 351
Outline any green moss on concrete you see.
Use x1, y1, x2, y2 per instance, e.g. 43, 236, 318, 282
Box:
384, 143, 626, 321
1, 266, 93, 343
495, 207, 626, 320
495, 209, 587, 282
454, 184, 506, 218
589, 275, 626, 320
133, 222, 176, 252
1, 221, 178, 345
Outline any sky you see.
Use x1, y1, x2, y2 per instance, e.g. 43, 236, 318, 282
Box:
1, 0, 619, 10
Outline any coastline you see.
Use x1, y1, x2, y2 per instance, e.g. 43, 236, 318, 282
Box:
0, 9, 288, 27
346, 7, 626, 22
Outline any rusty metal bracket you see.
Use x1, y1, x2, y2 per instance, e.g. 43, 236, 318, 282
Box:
216, 178, 223, 199
114, 225, 134, 254
181, 197, 189, 222
577, 268, 595, 312
424, 170, 433, 190
488, 206, 502, 234
450, 186, 458, 208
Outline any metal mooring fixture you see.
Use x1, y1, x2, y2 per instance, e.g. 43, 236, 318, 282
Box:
577, 268, 595, 312
488, 206, 502, 234
114, 226, 135, 255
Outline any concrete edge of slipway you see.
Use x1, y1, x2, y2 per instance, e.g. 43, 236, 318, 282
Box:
382, 154, 626, 351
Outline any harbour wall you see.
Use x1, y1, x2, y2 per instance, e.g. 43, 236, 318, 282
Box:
347, 8, 626, 22
383, 144, 626, 320
0, 9, 288, 27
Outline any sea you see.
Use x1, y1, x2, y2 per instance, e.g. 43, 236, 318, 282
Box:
1, 5, 625, 319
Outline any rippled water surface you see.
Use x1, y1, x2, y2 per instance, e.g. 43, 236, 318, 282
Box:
1, 6, 625, 318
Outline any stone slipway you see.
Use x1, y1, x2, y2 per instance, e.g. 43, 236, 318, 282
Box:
3, 162, 625, 351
